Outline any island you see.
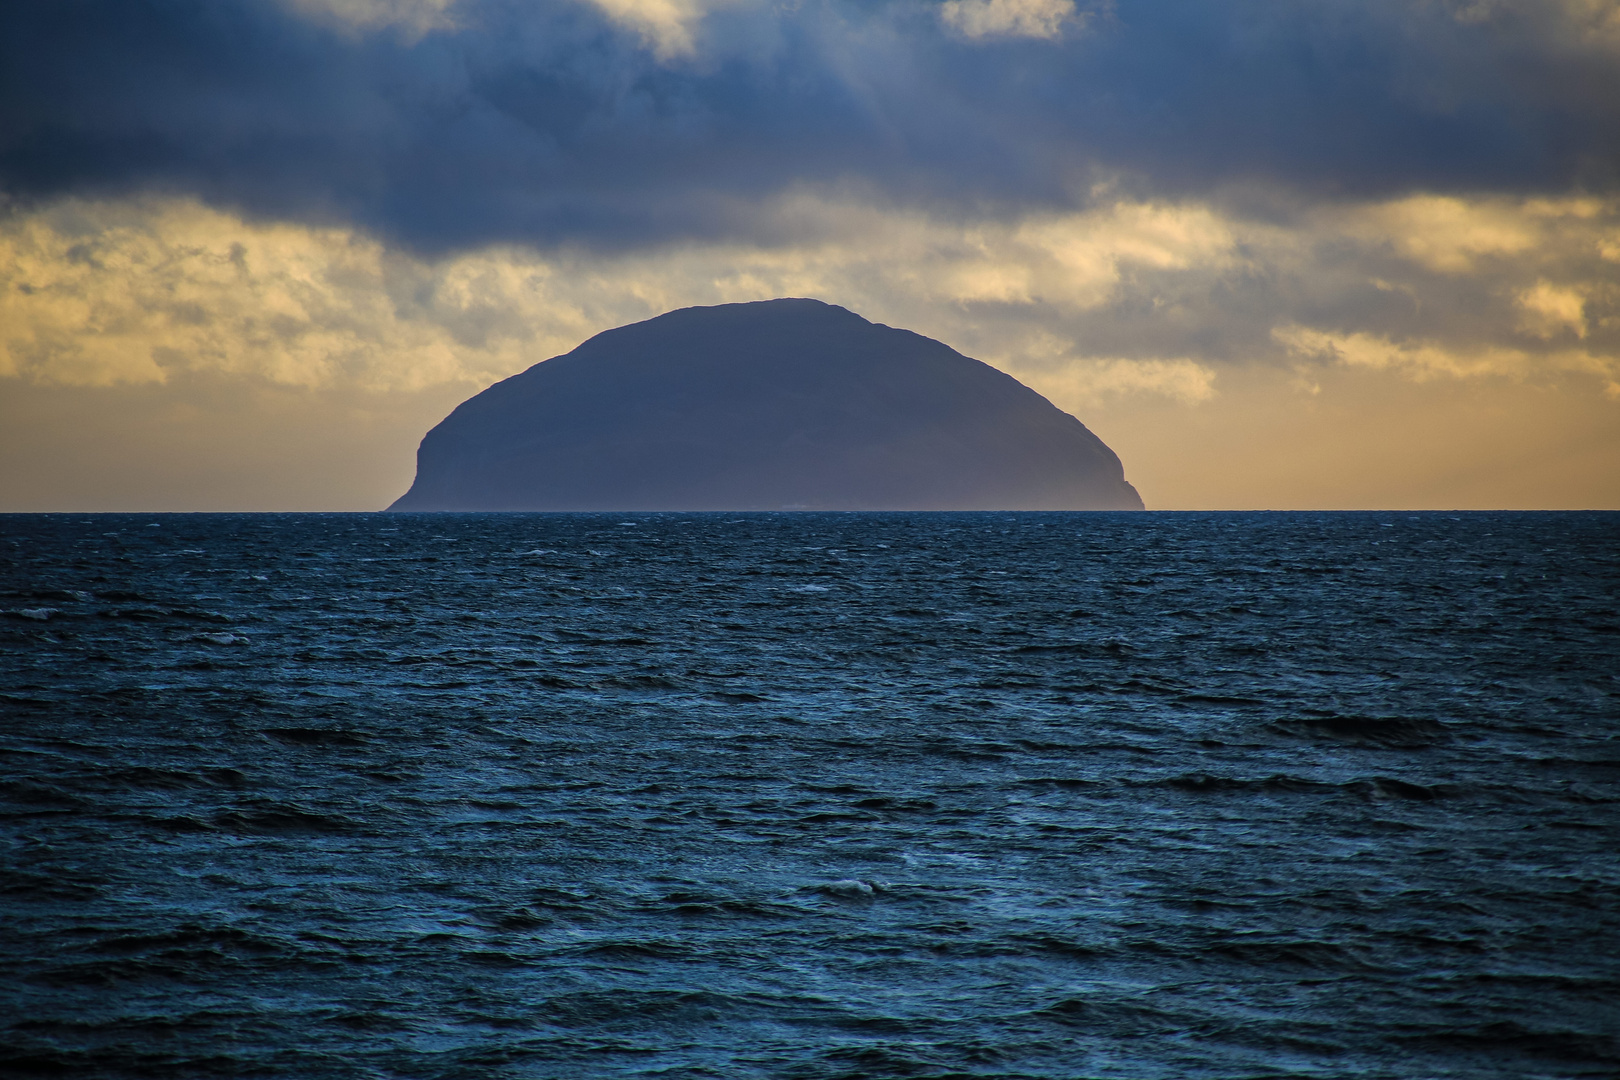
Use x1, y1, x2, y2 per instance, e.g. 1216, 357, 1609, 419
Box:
388, 298, 1144, 511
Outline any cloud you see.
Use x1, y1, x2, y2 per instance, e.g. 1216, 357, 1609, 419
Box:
1447, 0, 1620, 51
1517, 279, 1589, 338
576, 0, 727, 59
279, 0, 460, 36
7, 188, 1615, 401
0, 193, 1246, 400
0, 198, 546, 390
2, 188, 1617, 509
1335, 196, 1540, 274
1272, 325, 1620, 396
283, 0, 731, 54
2, 0, 1618, 255
3, 2, 1618, 511
940, 0, 1077, 40
1023, 356, 1218, 405
1328, 195, 1615, 274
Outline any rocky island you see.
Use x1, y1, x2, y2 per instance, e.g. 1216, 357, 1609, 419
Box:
388, 299, 1143, 511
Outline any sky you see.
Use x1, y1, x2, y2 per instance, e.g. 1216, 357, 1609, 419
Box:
2, 0, 1618, 510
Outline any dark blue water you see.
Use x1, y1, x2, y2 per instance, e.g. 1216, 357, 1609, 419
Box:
2, 512, 1617, 1079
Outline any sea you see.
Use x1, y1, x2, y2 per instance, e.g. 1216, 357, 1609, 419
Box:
2, 511, 1617, 1079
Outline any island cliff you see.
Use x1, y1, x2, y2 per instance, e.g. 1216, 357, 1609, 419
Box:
388, 299, 1144, 511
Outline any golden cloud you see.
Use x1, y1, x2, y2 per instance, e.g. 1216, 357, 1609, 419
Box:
1024, 357, 1219, 407
1517, 280, 1590, 339
3, 189, 1618, 510
940, 0, 1078, 40
1328, 194, 1615, 274
3, 189, 1616, 403
0, 199, 590, 392
579, 0, 723, 59
1272, 324, 1620, 397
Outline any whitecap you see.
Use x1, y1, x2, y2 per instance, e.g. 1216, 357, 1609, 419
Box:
14, 608, 57, 621
199, 633, 247, 646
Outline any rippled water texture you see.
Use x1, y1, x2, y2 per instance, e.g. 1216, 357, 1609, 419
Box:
2, 512, 1618, 1078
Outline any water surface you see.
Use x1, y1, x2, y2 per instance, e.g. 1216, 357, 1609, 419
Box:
2, 512, 1617, 1078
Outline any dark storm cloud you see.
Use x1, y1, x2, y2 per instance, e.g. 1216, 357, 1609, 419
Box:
2, 0, 1617, 252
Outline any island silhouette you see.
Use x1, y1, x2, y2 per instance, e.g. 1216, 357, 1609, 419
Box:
388, 298, 1143, 511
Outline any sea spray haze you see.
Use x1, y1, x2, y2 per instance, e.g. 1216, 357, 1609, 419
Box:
2, 511, 1618, 1078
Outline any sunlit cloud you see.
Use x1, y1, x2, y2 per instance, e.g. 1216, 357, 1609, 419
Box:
1023, 357, 1218, 406
1328, 195, 1616, 275
1336, 196, 1540, 274
2, 184, 1617, 508
1516, 280, 1590, 339
0, 194, 1242, 398
5, 190, 1617, 397
581, 0, 727, 59
279, 0, 460, 36
1272, 324, 1620, 397
0, 199, 525, 391
940, 0, 1077, 40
